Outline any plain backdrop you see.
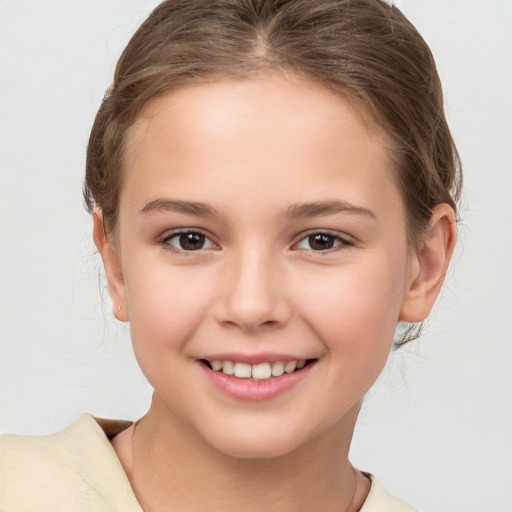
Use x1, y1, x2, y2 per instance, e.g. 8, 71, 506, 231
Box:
1, 1, 511, 511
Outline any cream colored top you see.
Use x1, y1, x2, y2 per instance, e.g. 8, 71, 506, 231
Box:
0, 414, 417, 511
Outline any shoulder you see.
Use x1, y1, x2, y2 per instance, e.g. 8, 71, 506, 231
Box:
360, 474, 419, 512
0, 414, 142, 512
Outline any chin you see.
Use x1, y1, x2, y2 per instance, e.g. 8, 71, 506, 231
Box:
214, 438, 301, 460
201, 423, 312, 460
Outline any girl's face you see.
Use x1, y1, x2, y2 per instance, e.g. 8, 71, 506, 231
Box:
108, 75, 420, 458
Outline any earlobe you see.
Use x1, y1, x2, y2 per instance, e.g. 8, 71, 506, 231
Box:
92, 209, 129, 322
399, 203, 457, 323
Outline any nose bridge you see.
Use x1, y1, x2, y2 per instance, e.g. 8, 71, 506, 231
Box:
217, 243, 290, 330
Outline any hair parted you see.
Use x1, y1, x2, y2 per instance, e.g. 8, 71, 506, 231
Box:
84, 0, 462, 344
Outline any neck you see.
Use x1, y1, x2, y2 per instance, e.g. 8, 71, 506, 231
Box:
118, 394, 367, 512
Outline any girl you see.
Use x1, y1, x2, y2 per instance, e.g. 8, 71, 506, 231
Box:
1, 0, 460, 510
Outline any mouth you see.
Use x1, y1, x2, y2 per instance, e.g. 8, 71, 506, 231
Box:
200, 359, 317, 381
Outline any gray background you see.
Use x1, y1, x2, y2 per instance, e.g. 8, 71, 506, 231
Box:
1, 1, 511, 510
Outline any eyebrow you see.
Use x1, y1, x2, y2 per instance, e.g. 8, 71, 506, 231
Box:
284, 200, 376, 219
139, 198, 376, 220
140, 199, 217, 217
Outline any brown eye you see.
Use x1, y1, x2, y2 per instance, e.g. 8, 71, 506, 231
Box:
179, 233, 205, 250
165, 231, 215, 251
295, 232, 350, 252
308, 234, 335, 250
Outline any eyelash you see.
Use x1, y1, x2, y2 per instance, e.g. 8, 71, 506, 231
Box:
293, 230, 353, 253
161, 229, 219, 253
160, 229, 353, 254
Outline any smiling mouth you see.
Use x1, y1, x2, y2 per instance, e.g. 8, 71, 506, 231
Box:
200, 359, 316, 381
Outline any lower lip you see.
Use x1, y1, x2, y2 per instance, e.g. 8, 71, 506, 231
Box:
199, 362, 315, 402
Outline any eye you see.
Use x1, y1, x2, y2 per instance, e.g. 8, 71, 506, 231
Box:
294, 232, 351, 252
163, 230, 217, 252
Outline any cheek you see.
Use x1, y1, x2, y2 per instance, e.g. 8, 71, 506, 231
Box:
295, 260, 406, 418
123, 263, 215, 362
297, 254, 407, 363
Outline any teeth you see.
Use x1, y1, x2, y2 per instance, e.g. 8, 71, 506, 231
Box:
271, 361, 284, 377
211, 360, 222, 371
284, 361, 297, 373
252, 362, 272, 380
233, 362, 252, 378
208, 359, 309, 380
222, 360, 234, 375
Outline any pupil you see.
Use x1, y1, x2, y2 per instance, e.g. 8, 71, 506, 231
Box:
180, 233, 205, 250
309, 234, 334, 250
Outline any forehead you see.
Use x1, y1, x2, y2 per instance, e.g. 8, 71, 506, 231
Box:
121, 74, 400, 218
127, 74, 385, 151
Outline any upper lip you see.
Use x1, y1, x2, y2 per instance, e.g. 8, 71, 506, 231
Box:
198, 352, 316, 365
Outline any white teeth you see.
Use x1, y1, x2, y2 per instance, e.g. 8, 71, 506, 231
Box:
271, 361, 285, 377
222, 361, 234, 375
233, 362, 252, 378
284, 361, 297, 373
208, 359, 309, 380
252, 362, 272, 380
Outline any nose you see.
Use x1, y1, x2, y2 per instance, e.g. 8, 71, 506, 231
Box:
214, 247, 292, 332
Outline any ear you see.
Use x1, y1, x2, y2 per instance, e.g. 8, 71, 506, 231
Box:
92, 209, 129, 322
399, 203, 457, 323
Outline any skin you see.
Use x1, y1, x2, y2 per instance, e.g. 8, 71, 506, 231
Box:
94, 74, 456, 511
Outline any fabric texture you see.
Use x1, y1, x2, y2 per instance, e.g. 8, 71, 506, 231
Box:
0, 414, 417, 511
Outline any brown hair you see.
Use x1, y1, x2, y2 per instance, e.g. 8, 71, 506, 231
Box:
84, 0, 460, 234
84, 0, 461, 341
